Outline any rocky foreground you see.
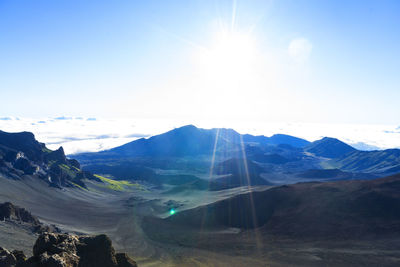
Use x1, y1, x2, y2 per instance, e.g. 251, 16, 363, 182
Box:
0, 232, 137, 267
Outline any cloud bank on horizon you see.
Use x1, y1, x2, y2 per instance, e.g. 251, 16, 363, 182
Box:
0, 117, 399, 155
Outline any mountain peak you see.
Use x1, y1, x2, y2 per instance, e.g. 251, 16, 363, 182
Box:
306, 137, 356, 158
179, 124, 197, 129
171, 124, 198, 132
320, 137, 341, 142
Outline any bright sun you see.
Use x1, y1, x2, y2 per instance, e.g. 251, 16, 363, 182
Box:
189, 28, 266, 117
196, 31, 258, 79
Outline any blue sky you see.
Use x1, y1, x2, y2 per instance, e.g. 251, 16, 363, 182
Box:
1, 0, 399, 124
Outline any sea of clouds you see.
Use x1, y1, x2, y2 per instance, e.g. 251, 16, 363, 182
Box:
0, 116, 399, 155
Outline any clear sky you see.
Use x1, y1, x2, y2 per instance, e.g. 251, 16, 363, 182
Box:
1, 0, 399, 125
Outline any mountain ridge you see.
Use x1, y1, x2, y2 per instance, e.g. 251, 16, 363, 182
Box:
0, 130, 99, 188
74, 125, 310, 159
305, 137, 356, 158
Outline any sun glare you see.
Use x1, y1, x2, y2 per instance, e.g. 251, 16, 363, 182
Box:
197, 31, 258, 78
189, 28, 266, 118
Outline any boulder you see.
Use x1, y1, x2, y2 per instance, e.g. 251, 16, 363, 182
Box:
11, 251, 26, 265
76, 234, 118, 267
33, 233, 79, 257
11, 232, 138, 267
0, 247, 17, 267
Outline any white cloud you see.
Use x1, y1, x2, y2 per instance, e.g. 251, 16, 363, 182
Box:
0, 117, 153, 154
288, 38, 313, 62
1, 117, 400, 154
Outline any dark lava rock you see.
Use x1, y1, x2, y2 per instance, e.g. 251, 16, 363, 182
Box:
0, 130, 97, 189
0, 202, 61, 235
0, 232, 138, 266
0, 247, 17, 267
3, 151, 18, 163
4, 232, 138, 267
10, 251, 26, 265
0, 202, 40, 224
44, 147, 67, 165
0, 248, 27, 267
13, 158, 37, 175
77, 234, 118, 267
0, 131, 46, 163
115, 253, 137, 267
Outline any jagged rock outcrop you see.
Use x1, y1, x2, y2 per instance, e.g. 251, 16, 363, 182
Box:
0, 130, 100, 189
0, 247, 16, 267
0, 202, 39, 224
0, 202, 60, 234
0, 233, 137, 267
0, 131, 45, 163
0, 248, 26, 267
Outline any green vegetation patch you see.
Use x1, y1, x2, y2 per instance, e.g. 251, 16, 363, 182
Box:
94, 174, 143, 192
70, 182, 88, 191
71, 166, 80, 171
59, 164, 71, 170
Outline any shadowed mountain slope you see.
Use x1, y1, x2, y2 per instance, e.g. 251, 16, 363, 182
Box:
109, 125, 227, 157
148, 173, 400, 239
305, 137, 356, 158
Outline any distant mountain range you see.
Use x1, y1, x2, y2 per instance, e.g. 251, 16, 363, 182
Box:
2, 125, 400, 191
75, 125, 310, 160
73, 125, 400, 189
